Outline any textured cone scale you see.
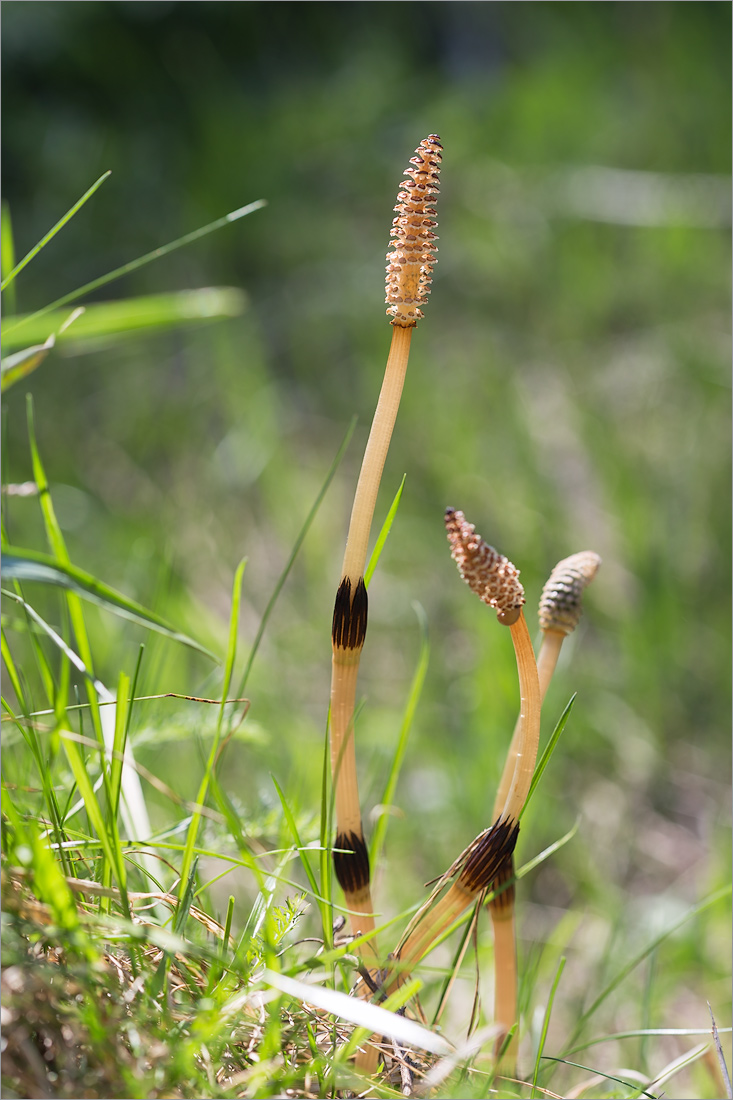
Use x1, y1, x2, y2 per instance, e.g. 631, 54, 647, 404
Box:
538, 551, 601, 634
444, 508, 525, 616
385, 134, 442, 326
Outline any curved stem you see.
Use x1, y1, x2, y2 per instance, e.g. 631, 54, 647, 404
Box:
341, 325, 412, 580
491, 905, 518, 1069
536, 629, 565, 700
500, 612, 542, 823
493, 628, 564, 818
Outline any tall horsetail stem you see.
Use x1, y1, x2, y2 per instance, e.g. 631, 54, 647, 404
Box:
328, 137, 442, 966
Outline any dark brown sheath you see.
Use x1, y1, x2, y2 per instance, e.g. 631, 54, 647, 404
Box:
331, 577, 368, 651
333, 829, 371, 894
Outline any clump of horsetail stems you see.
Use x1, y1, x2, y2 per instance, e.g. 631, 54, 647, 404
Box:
383, 509, 537, 995
489, 549, 600, 1071
328, 136, 442, 964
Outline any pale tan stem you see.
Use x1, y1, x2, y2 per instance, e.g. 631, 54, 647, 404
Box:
340, 324, 413, 581
329, 657, 363, 837
329, 652, 377, 948
536, 629, 565, 700
490, 625, 564, 1073
499, 612, 542, 823
491, 905, 518, 1069
493, 628, 564, 818
329, 323, 413, 957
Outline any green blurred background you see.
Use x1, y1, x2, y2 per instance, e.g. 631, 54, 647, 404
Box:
2, 0, 730, 1078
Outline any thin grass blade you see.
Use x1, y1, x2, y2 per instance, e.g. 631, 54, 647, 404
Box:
1, 171, 111, 291
178, 559, 246, 899
531, 955, 566, 1097
319, 712, 333, 950
364, 473, 406, 587
3, 199, 266, 339
370, 600, 429, 867
2, 288, 248, 353
1, 589, 112, 702
271, 775, 321, 908
26, 393, 107, 753
1, 202, 17, 313
1, 335, 55, 392
640, 1042, 710, 1097
567, 882, 732, 1048
2, 552, 215, 659
541, 1057, 659, 1099
60, 732, 128, 909
235, 416, 356, 699
521, 694, 576, 817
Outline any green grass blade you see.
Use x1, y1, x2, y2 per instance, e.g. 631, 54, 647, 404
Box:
566, 1026, 732, 1057
2, 551, 215, 659
271, 774, 325, 925
29, 824, 81, 932
1, 202, 17, 313
639, 1042, 712, 1098
1, 171, 111, 291
60, 732, 128, 908
567, 882, 732, 1048
175, 855, 200, 936
1, 334, 55, 392
520, 694, 576, 818
1, 589, 112, 701
1, 288, 248, 353
364, 473, 406, 587
370, 600, 429, 867
541, 1057, 659, 1099
1, 627, 25, 704
235, 415, 356, 699
515, 818, 580, 880
217, 557, 246, 735
3, 199, 266, 339
26, 392, 106, 747
531, 955, 566, 1096
319, 712, 334, 951
1, 653, 71, 874
178, 559, 246, 901
150, 855, 200, 999
2, 794, 78, 931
